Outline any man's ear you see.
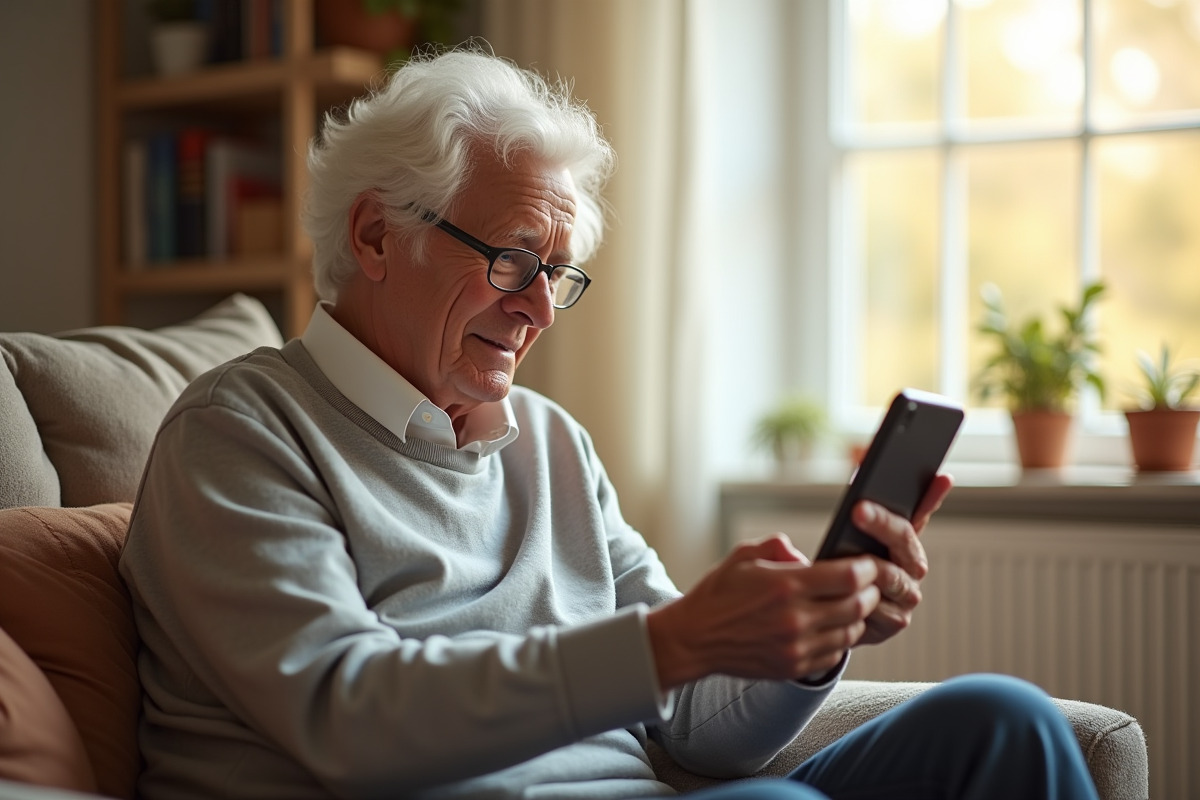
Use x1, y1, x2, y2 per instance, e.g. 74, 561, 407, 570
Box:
348, 192, 390, 282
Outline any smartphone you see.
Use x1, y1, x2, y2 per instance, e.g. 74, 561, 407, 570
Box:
815, 388, 964, 562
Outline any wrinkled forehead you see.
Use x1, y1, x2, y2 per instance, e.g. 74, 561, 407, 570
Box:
454, 150, 578, 228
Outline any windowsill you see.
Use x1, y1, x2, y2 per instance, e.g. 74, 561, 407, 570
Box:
720, 460, 1200, 532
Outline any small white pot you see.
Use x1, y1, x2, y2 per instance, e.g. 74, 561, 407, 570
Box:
150, 22, 209, 77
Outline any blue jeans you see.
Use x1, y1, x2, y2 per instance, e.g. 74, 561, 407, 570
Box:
681, 674, 1100, 800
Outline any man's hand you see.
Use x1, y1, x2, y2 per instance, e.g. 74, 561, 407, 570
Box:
645, 474, 954, 692
646, 535, 880, 691
856, 472, 954, 646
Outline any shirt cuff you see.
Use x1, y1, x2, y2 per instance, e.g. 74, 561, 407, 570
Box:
795, 651, 849, 688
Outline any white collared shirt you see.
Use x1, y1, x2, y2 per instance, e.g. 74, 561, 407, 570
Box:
300, 303, 519, 456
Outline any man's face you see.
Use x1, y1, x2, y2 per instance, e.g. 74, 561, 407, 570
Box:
370, 152, 577, 419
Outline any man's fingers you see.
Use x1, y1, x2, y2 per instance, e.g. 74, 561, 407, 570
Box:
785, 556, 878, 599
802, 584, 881, 633
729, 533, 808, 565
912, 473, 954, 533
852, 502, 928, 581
872, 559, 922, 609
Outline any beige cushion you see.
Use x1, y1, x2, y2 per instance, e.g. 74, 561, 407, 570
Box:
0, 293, 283, 509
0, 625, 96, 794
0, 504, 139, 800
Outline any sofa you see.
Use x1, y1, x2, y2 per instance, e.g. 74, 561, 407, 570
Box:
0, 294, 1149, 799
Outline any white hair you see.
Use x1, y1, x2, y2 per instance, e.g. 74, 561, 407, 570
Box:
303, 46, 616, 302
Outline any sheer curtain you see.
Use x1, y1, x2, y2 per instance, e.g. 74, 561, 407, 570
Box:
481, 0, 809, 587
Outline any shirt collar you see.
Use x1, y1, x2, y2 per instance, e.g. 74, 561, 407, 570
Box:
300, 303, 519, 456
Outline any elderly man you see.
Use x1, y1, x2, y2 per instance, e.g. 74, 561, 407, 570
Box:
119, 49, 1098, 800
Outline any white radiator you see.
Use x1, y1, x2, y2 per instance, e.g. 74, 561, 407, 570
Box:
731, 512, 1200, 799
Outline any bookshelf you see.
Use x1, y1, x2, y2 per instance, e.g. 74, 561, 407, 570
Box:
96, 0, 385, 337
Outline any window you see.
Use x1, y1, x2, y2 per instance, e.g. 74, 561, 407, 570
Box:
825, 0, 1200, 462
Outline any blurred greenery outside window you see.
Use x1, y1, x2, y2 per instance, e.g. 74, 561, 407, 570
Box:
831, 0, 1200, 458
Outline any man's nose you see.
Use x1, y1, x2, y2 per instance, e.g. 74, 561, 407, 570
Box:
502, 271, 556, 328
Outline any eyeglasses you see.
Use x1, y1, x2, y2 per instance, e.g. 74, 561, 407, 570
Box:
417, 210, 592, 309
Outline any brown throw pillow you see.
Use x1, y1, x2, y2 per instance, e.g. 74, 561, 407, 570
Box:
0, 293, 282, 509
0, 503, 139, 800
0, 625, 97, 793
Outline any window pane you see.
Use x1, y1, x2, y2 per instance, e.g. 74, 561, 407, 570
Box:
966, 143, 1080, 408
1097, 132, 1200, 409
848, 151, 941, 406
1095, 0, 1200, 126
847, 0, 943, 128
960, 0, 1082, 126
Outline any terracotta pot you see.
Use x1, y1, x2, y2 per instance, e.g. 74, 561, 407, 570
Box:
314, 0, 417, 54
1124, 408, 1200, 472
1010, 409, 1073, 470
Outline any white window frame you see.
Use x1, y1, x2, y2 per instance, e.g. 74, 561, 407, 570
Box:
804, 0, 1200, 467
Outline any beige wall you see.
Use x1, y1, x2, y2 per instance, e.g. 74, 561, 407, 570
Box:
0, 1, 94, 333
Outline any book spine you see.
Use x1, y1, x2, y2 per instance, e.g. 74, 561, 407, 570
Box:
147, 132, 177, 264
123, 139, 147, 270
209, 0, 243, 63
176, 128, 209, 259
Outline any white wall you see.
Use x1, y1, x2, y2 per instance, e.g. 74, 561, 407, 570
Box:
0, 2, 94, 333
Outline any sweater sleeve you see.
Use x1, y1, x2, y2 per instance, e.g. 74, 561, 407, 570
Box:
648, 656, 847, 778
120, 401, 666, 797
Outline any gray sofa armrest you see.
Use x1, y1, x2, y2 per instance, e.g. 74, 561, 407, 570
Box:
651, 680, 1148, 800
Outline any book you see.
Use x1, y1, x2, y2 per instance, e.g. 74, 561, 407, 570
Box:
207, 0, 243, 63
123, 139, 147, 270
176, 128, 210, 259
146, 132, 177, 263
242, 0, 275, 60
234, 195, 283, 256
205, 136, 280, 259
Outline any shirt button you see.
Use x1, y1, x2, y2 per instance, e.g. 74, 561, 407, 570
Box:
421, 412, 433, 423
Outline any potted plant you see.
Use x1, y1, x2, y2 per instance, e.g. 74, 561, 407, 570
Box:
1123, 344, 1200, 471
315, 0, 465, 67
146, 0, 208, 77
752, 395, 828, 475
973, 281, 1106, 469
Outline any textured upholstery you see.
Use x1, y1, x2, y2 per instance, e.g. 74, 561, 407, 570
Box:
0, 505, 137, 799
0, 293, 282, 510
0, 627, 96, 794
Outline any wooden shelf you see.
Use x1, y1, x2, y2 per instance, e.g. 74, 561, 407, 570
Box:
116, 48, 383, 110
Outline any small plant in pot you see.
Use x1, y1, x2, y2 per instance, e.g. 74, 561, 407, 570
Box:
973, 281, 1106, 469
1123, 344, 1200, 472
316, 0, 465, 67
752, 395, 828, 476
146, 0, 209, 77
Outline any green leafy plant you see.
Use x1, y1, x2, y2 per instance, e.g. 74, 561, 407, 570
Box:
364, 0, 464, 61
974, 281, 1106, 412
752, 395, 828, 463
1129, 343, 1200, 410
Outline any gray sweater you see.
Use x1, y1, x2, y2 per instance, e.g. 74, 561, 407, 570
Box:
119, 341, 839, 799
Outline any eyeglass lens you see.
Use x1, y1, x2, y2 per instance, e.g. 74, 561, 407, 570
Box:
491, 251, 587, 308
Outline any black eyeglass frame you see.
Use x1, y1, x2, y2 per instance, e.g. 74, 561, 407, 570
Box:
416, 210, 592, 309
